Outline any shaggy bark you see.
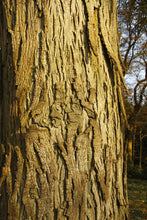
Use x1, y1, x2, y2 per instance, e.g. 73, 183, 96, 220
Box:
0, 0, 128, 219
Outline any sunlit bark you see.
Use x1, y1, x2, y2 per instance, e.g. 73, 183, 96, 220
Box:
0, 0, 128, 219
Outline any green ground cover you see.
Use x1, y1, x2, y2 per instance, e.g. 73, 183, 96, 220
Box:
128, 179, 147, 219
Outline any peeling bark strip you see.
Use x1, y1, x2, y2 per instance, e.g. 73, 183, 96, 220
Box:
0, 0, 128, 219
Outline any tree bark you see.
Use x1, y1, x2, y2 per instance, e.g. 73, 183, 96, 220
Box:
0, 0, 128, 219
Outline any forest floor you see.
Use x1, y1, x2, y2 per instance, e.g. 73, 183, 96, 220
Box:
128, 178, 147, 219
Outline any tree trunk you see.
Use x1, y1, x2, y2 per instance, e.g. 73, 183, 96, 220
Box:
0, 0, 128, 219
139, 131, 142, 169
126, 130, 133, 164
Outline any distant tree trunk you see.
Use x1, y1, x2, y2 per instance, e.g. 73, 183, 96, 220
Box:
127, 137, 133, 163
139, 131, 142, 168
0, 0, 128, 219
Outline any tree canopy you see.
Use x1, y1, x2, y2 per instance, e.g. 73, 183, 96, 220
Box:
118, 0, 147, 168
118, 0, 147, 114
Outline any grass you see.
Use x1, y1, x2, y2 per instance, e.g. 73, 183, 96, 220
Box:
128, 178, 147, 220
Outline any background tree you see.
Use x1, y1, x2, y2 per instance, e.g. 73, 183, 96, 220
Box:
118, 0, 147, 76
134, 103, 147, 168
118, 0, 147, 166
0, 0, 128, 219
